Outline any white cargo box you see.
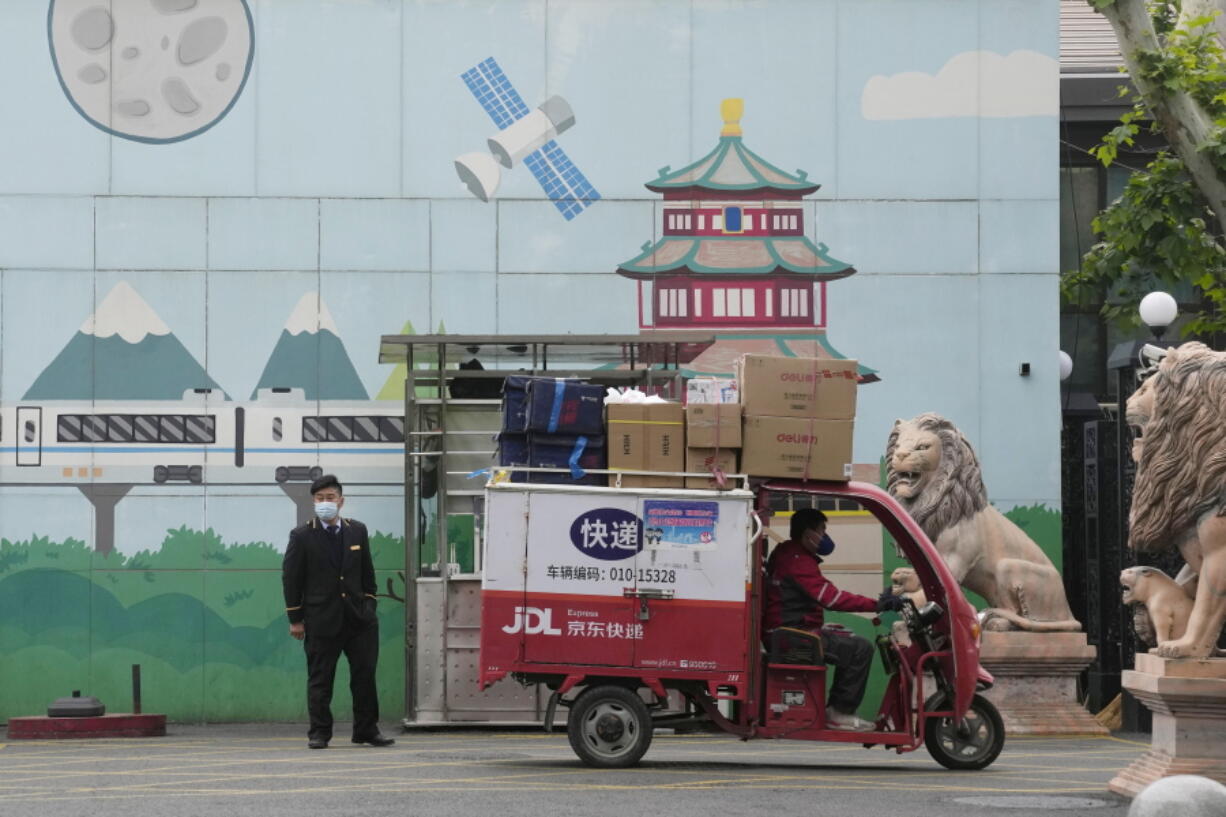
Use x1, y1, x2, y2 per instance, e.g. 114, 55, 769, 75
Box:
480, 482, 758, 677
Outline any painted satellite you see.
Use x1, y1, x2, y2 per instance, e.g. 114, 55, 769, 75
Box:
454, 57, 600, 221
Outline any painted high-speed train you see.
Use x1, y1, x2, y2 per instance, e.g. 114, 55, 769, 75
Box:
0, 388, 407, 486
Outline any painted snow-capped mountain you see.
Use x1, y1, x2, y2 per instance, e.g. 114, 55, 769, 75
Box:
251, 292, 369, 400
25, 282, 226, 400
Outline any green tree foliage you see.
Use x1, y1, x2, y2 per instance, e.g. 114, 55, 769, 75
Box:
1065, 1, 1226, 338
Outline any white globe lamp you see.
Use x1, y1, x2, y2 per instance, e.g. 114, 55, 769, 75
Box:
1138, 291, 1178, 340
1058, 350, 1073, 381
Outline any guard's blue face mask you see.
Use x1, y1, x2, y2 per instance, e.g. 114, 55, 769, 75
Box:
314, 501, 339, 522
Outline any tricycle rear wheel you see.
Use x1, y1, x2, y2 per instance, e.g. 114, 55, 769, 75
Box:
567, 685, 653, 768
923, 692, 1004, 770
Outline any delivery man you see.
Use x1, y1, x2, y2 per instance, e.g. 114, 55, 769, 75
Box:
764, 508, 904, 731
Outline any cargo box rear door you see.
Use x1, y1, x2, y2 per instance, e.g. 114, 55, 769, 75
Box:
520, 489, 639, 667
480, 485, 530, 679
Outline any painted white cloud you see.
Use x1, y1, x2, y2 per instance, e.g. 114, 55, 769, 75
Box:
861, 50, 1058, 120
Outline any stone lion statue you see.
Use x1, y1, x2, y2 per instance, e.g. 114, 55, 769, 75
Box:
1126, 341, 1226, 658
885, 413, 1081, 632
890, 567, 927, 608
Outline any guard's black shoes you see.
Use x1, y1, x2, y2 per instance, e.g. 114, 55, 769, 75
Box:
308, 737, 329, 749
351, 733, 395, 747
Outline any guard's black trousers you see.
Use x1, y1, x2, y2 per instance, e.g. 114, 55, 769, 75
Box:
303, 621, 379, 741
820, 627, 874, 714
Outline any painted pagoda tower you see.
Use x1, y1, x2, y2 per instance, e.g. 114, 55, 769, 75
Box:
617, 99, 876, 381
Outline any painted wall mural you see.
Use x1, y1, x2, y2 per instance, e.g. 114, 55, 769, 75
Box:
0, 0, 1062, 723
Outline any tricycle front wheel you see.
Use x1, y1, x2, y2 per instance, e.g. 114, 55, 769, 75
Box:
567, 685, 653, 768
923, 692, 1004, 770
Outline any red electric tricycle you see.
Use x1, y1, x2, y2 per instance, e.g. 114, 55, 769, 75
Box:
478, 477, 1003, 770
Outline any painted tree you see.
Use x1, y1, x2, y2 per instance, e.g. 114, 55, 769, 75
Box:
1064, 1, 1226, 339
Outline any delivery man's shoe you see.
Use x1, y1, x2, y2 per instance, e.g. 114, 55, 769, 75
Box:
352, 732, 395, 747
827, 709, 873, 731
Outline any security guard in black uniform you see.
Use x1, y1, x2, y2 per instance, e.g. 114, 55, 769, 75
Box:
282, 474, 395, 749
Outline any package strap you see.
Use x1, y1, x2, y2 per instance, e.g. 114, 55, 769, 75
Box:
547, 379, 566, 433
801, 417, 815, 482
568, 436, 588, 480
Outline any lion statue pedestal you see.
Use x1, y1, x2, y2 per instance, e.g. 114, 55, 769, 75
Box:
1109, 654, 1226, 797
978, 631, 1106, 735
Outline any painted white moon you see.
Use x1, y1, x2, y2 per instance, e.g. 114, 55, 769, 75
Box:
49, 0, 254, 143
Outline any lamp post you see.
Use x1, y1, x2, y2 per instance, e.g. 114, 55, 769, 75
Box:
1099, 291, 1179, 732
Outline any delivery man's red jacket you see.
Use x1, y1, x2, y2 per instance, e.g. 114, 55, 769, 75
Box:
763, 539, 877, 632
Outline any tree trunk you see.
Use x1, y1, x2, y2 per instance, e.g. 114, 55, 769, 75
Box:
1095, 0, 1226, 237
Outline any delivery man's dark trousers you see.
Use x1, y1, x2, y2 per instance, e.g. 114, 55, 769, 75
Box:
820, 627, 874, 713
304, 619, 379, 741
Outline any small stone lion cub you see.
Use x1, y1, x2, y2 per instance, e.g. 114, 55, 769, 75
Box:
1120, 566, 1193, 649
890, 567, 927, 609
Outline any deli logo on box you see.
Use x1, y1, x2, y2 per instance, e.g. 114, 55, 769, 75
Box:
776, 370, 856, 383
569, 508, 642, 561
777, 432, 818, 445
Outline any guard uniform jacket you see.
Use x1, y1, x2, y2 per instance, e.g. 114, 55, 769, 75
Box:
763, 539, 876, 632
282, 516, 378, 639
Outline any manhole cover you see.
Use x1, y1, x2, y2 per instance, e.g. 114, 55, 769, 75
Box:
952, 796, 1112, 810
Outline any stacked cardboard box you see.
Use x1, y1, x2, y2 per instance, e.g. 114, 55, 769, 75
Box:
498, 376, 607, 485
684, 377, 740, 490
737, 355, 858, 481
606, 402, 685, 488
684, 403, 741, 489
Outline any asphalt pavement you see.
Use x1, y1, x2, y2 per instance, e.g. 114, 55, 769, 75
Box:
0, 724, 1147, 817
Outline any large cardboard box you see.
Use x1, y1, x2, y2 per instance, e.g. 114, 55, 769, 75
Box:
741, 416, 854, 481
607, 402, 685, 488
685, 447, 739, 490
738, 355, 858, 420
685, 404, 742, 448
